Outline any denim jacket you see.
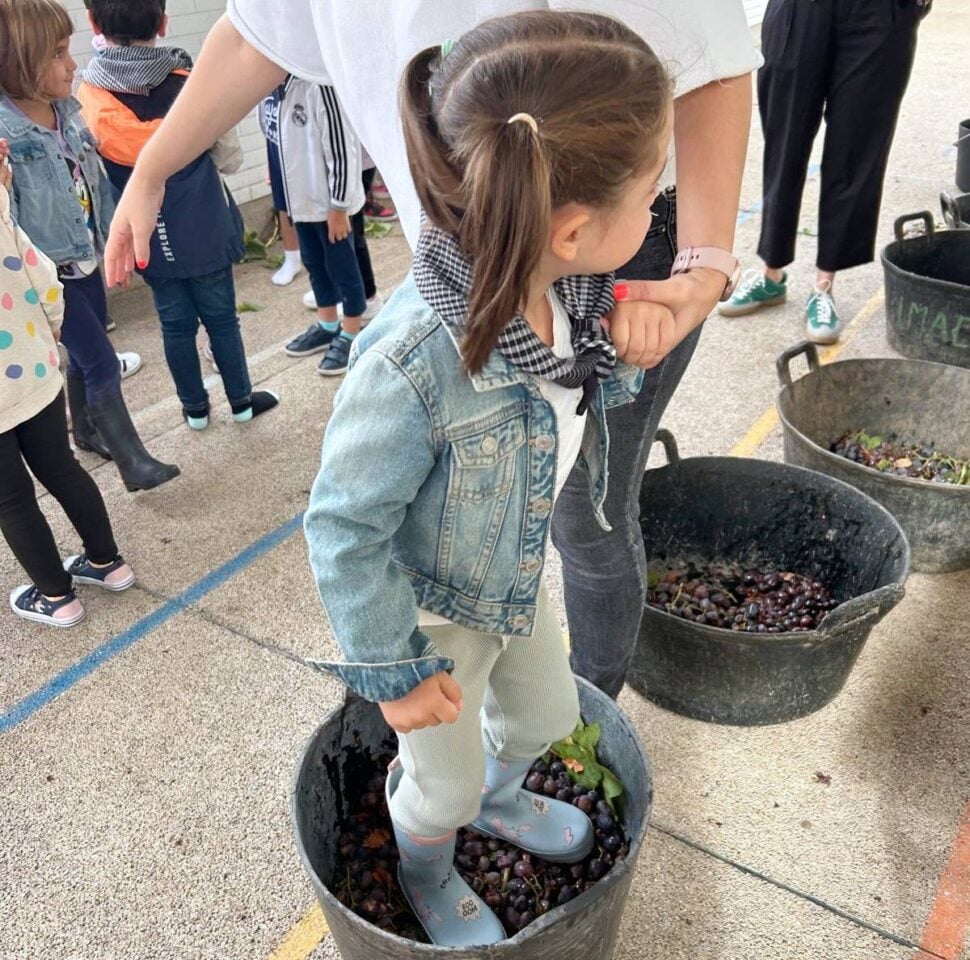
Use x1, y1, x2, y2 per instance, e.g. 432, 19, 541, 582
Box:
0, 96, 115, 265
304, 273, 643, 703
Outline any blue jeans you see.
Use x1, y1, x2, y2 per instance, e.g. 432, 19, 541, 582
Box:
551, 190, 704, 698
295, 220, 367, 318
61, 268, 121, 405
147, 266, 251, 415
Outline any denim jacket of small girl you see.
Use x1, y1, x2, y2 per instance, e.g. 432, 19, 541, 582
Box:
304, 272, 644, 703
0, 96, 115, 266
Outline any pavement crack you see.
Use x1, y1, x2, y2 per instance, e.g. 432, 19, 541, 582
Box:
651, 822, 946, 956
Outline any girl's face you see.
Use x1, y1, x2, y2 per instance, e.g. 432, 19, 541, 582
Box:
39, 36, 76, 101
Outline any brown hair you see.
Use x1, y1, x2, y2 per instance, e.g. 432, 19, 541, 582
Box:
0, 0, 73, 100
402, 11, 671, 373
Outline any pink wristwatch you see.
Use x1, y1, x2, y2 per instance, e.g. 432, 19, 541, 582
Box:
670, 246, 742, 301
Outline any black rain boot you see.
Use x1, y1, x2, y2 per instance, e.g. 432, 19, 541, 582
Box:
87, 393, 180, 492
66, 377, 112, 460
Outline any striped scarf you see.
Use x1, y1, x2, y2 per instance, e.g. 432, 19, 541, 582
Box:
84, 46, 194, 97
413, 223, 617, 404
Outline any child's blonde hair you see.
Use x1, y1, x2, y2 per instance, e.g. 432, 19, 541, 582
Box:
0, 0, 73, 100
402, 11, 672, 374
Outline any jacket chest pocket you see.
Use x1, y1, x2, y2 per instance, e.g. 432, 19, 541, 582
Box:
9, 144, 53, 188
448, 418, 526, 503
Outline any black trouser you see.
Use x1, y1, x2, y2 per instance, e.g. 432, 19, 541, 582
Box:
757, 0, 922, 272
353, 167, 378, 300
0, 392, 118, 597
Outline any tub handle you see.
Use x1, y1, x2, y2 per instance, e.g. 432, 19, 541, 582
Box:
776, 341, 820, 391
818, 582, 906, 635
940, 191, 969, 230
893, 211, 934, 242
653, 428, 680, 465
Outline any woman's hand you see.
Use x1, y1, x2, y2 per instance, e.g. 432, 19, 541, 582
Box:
379, 672, 464, 734
103, 172, 167, 287
328, 209, 351, 244
608, 268, 726, 368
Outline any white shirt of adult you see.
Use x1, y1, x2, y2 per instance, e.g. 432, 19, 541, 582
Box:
227, 0, 762, 249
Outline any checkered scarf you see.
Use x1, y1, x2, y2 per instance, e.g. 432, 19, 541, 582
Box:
413, 223, 617, 400
84, 46, 193, 97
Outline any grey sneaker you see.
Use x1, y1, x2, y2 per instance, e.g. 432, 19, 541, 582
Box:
718, 270, 788, 317
805, 281, 842, 344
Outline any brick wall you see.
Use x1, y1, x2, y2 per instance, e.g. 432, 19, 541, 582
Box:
63, 0, 270, 205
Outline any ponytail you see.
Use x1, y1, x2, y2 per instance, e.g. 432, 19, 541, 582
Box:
458, 118, 551, 373
400, 47, 463, 236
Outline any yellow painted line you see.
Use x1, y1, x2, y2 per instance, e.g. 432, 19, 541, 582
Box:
266, 903, 329, 960
729, 289, 885, 458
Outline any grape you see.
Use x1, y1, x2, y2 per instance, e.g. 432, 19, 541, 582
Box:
513, 860, 534, 880
525, 773, 545, 792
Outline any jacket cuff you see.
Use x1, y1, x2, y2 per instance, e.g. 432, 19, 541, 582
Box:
307, 653, 455, 702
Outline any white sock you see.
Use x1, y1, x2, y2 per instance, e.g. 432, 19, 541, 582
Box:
272, 249, 303, 286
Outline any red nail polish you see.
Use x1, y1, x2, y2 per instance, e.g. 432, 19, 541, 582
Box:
614, 282, 629, 301
136, 259, 148, 269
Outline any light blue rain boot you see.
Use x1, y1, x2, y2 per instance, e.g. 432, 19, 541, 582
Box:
473, 756, 595, 862
386, 762, 506, 947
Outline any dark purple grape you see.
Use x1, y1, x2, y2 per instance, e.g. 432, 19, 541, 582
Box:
504, 906, 521, 929
507, 877, 525, 895
588, 859, 609, 881
484, 871, 501, 886
595, 813, 614, 831
485, 889, 504, 909
570, 862, 586, 880
557, 885, 577, 905
513, 894, 529, 911
518, 911, 535, 929
525, 773, 545, 792
514, 860, 535, 880
602, 834, 622, 854
556, 787, 572, 802
543, 778, 558, 797
478, 855, 492, 871
549, 761, 565, 776
496, 853, 515, 870
576, 795, 594, 814
463, 841, 485, 858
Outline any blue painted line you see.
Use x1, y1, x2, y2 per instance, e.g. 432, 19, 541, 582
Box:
736, 162, 821, 227
0, 511, 306, 734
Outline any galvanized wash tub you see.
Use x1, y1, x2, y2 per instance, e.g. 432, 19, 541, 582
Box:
776, 341, 970, 573
881, 212, 970, 369
291, 678, 652, 960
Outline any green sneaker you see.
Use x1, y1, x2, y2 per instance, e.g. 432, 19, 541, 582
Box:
718, 270, 787, 317
805, 282, 842, 344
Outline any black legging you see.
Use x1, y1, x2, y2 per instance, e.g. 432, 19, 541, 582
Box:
0, 391, 118, 597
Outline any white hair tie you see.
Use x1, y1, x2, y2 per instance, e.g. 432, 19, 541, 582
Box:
507, 112, 539, 135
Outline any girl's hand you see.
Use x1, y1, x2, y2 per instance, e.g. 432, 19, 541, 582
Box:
610, 270, 726, 367
0, 139, 12, 193
103, 173, 167, 287
603, 294, 677, 370
379, 672, 464, 734
328, 209, 351, 244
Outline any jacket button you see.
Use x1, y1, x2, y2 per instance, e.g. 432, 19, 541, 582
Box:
509, 614, 530, 629
531, 498, 552, 517
533, 435, 554, 452
521, 558, 541, 573
480, 435, 498, 455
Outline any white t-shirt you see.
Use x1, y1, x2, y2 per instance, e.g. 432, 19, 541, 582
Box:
227, 0, 762, 248
418, 289, 585, 628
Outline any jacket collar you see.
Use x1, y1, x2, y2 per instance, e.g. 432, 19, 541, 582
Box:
0, 96, 81, 136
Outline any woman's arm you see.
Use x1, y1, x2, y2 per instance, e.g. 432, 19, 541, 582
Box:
103, 15, 285, 284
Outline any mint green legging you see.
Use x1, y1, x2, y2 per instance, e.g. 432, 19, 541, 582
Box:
391, 586, 580, 839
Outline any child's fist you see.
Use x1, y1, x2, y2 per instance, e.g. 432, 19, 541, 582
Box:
379, 672, 464, 734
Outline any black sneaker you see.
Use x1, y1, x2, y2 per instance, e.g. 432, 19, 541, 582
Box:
285, 323, 339, 357
231, 390, 280, 423
318, 334, 354, 376
64, 554, 135, 591
9, 585, 85, 627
